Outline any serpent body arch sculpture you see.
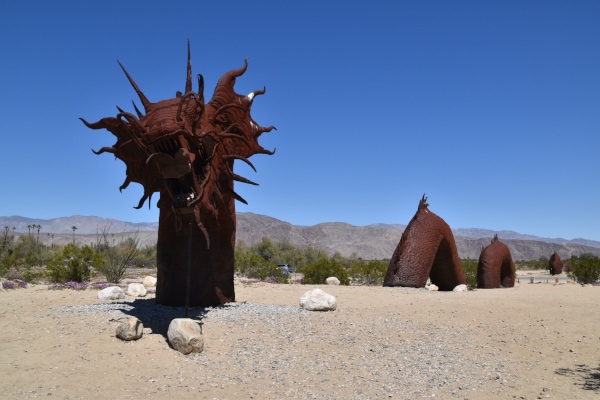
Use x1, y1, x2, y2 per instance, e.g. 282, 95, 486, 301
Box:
81, 43, 275, 306
383, 195, 466, 290
477, 235, 515, 288
549, 251, 563, 275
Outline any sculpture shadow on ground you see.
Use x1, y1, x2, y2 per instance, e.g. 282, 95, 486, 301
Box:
116, 297, 224, 338
555, 364, 600, 391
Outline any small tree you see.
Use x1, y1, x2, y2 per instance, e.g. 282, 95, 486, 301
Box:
567, 253, 600, 284
94, 225, 140, 283
35, 224, 42, 243
1, 226, 12, 253
71, 226, 77, 245
254, 237, 278, 262
304, 246, 326, 266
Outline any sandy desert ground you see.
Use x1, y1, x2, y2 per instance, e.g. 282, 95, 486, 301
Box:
1, 272, 598, 400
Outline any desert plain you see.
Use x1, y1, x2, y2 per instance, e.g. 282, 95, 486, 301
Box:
1, 271, 598, 400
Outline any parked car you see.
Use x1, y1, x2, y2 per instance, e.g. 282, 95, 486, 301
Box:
277, 264, 292, 275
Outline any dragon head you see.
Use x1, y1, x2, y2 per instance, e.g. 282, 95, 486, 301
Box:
81, 42, 275, 246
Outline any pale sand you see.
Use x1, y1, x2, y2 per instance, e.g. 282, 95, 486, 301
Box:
1, 273, 598, 399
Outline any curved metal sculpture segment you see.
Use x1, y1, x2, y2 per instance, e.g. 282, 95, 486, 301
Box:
383, 195, 466, 290
81, 43, 275, 306
549, 251, 563, 275
477, 235, 515, 288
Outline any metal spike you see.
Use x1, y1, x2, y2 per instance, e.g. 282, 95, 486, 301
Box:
132, 101, 143, 118
185, 40, 192, 94
118, 60, 151, 111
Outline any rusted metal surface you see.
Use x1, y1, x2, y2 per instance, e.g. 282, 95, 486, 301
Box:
81, 43, 274, 306
477, 234, 516, 288
384, 195, 466, 290
549, 251, 563, 275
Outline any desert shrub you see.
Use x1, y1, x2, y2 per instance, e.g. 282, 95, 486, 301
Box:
514, 257, 549, 271
236, 238, 329, 274
461, 258, 478, 289
94, 227, 140, 283
46, 244, 104, 283
1, 235, 51, 282
235, 244, 288, 283
235, 241, 259, 276
249, 262, 289, 284
349, 260, 387, 285
2, 271, 28, 288
135, 244, 157, 269
2, 281, 17, 289
302, 258, 349, 285
567, 253, 600, 284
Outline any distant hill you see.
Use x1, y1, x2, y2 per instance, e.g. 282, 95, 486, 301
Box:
0, 215, 158, 235
1, 213, 599, 261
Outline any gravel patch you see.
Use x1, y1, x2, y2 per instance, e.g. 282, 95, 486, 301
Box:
53, 298, 520, 399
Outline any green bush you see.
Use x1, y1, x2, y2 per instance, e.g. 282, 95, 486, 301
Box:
46, 244, 104, 283
302, 258, 349, 285
461, 258, 478, 289
349, 260, 387, 285
235, 238, 328, 274
567, 253, 600, 284
247, 262, 289, 284
514, 257, 549, 271
13, 235, 43, 261
235, 243, 288, 283
1, 234, 51, 281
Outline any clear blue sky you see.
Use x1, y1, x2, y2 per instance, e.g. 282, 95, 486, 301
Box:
1, 1, 599, 241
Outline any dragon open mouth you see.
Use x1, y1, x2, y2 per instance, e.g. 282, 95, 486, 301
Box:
146, 137, 201, 210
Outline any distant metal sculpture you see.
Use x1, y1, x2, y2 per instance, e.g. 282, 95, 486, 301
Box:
549, 251, 563, 275
81, 43, 275, 306
383, 195, 466, 290
477, 235, 515, 288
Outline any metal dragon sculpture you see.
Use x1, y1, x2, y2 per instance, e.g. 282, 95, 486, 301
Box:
549, 251, 563, 275
81, 43, 275, 306
477, 234, 515, 288
383, 195, 466, 290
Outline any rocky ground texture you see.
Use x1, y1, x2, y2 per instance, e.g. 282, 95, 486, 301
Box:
1, 273, 598, 399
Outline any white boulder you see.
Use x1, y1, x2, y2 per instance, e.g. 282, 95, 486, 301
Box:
98, 286, 125, 300
326, 277, 340, 285
126, 283, 147, 297
116, 317, 144, 341
143, 276, 157, 287
299, 288, 337, 311
167, 318, 204, 355
453, 284, 468, 292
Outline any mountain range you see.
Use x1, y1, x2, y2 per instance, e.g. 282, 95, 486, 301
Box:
1, 213, 599, 261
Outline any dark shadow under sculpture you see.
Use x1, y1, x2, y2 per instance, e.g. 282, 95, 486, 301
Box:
549, 251, 563, 275
383, 195, 466, 290
477, 235, 515, 288
81, 43, 275, 306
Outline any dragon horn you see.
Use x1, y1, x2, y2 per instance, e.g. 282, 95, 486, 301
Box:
118, 60, 151, 112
